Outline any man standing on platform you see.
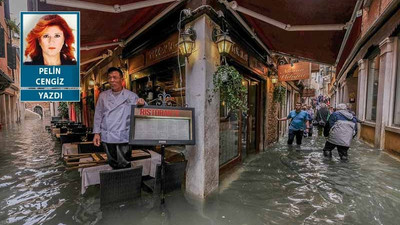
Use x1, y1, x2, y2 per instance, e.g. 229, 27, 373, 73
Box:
93, 67, 146, 169
277, 102, 311, 145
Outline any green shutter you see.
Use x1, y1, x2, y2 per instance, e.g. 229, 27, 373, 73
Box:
0, 27, 5, 58
7, 43, 16, 69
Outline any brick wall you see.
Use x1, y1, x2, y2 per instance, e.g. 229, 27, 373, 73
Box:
361, 0, 395, 37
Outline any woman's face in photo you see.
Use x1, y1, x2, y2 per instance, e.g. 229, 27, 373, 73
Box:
39, 25, 65, 57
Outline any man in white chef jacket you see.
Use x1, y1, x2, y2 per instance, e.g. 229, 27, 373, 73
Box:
93, 67, 146, 169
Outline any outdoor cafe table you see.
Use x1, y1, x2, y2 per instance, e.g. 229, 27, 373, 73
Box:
80, 150, 161, 194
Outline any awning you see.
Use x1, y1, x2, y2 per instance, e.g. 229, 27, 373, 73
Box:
30, 0, 182, 73
223, 0, 359, 65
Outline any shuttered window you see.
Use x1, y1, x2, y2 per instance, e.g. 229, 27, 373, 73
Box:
7, 43, 16, 69
0, 27, 5, 58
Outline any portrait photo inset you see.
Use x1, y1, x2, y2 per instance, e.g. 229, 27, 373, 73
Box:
23, 14, 77, 66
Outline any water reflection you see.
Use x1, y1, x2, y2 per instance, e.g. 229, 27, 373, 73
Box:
1, 121, 400, 225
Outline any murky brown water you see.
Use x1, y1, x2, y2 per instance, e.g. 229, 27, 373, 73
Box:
1, 119, 400, 225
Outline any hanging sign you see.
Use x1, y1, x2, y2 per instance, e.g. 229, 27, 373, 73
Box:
129, 106, 196, 146
20, 12, 80, 102
302, 88, 316, 97
278, 62, 311, 82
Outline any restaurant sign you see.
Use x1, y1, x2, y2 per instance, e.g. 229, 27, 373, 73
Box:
249, 56, 268, 78
129, 106, 195, 146
228, 43, 248, 66
278, 62, 311, 82
302, 88, 316, 97
146, 33, 178, 67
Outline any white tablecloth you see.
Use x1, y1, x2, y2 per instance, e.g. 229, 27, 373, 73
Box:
80, 150, 161, 194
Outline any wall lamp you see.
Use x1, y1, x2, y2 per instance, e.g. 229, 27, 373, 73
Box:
212, 28, 233, 55
179, 27, 196, 58
271, 75, 279, 84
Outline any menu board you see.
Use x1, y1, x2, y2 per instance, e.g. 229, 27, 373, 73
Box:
129, 106, 195, 146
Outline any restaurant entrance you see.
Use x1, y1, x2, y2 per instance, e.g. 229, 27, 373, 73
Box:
219, 73, 261, 169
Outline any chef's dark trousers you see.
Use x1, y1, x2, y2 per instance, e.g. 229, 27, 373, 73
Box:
102, 143, 131, 169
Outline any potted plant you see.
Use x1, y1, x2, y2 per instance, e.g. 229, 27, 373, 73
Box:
213, 65, 247, 113
58, 102, 69, 119
273, 84, 286, 105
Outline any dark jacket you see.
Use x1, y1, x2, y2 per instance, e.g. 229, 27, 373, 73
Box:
24, 54, 76, 65
316, 107, 330, 123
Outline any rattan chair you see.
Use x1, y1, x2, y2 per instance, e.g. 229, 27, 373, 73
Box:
143, 161, 187, 194
100, 166, 143, 205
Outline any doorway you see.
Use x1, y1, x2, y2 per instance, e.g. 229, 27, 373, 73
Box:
33, 106, 43, 118
243, 78, 260, 155
219, 73, 261, 169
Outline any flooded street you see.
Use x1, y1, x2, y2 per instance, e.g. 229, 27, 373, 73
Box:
1, 119, 400, 224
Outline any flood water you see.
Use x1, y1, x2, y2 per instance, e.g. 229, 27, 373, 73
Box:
1, 119, 400, 225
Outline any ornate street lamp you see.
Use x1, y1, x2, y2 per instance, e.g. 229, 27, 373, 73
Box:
212, 28, 233, 55
178, 27, 196, 58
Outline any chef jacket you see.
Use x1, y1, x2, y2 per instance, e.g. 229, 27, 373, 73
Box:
93, 89, 141, 143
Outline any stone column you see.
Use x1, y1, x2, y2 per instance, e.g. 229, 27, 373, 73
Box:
376, 37, 395, 149
343, 82, 349, 104
50, 102, 54, 117
10, 95, 16, 123
5, 94, 10, 124
357, 59, 368, 121
0, 94, 5, 124
54, 102, 60, 116
185, 15, 220, 198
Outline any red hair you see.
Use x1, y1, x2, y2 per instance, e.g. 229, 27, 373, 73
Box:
25, 15, 75, 61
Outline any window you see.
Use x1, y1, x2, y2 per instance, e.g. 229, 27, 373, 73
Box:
393, 38, 400, 126
0, 27, 5, 58
365, 53, 380, 122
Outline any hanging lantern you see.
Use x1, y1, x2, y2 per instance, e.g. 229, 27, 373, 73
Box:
215, 30, 233, 55
178, 27, 196, 57
89, 79, 95, 86
271, 75, 278, 84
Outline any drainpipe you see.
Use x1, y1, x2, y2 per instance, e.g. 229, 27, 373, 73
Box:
224, 1, 349, 31
40, 0, 181, 13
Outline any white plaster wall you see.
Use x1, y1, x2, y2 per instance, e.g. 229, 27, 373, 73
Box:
185, 15, 220, 198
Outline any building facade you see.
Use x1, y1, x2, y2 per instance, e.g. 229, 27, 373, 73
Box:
336, 0, 400, 153
0, 0, 23, 126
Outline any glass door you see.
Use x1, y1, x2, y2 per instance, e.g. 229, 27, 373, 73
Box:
247, 80, 259, 154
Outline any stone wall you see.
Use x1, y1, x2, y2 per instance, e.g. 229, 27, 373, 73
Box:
384, 130, 400, 154
360, 124, 375, 145
266, 77, 279, 145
